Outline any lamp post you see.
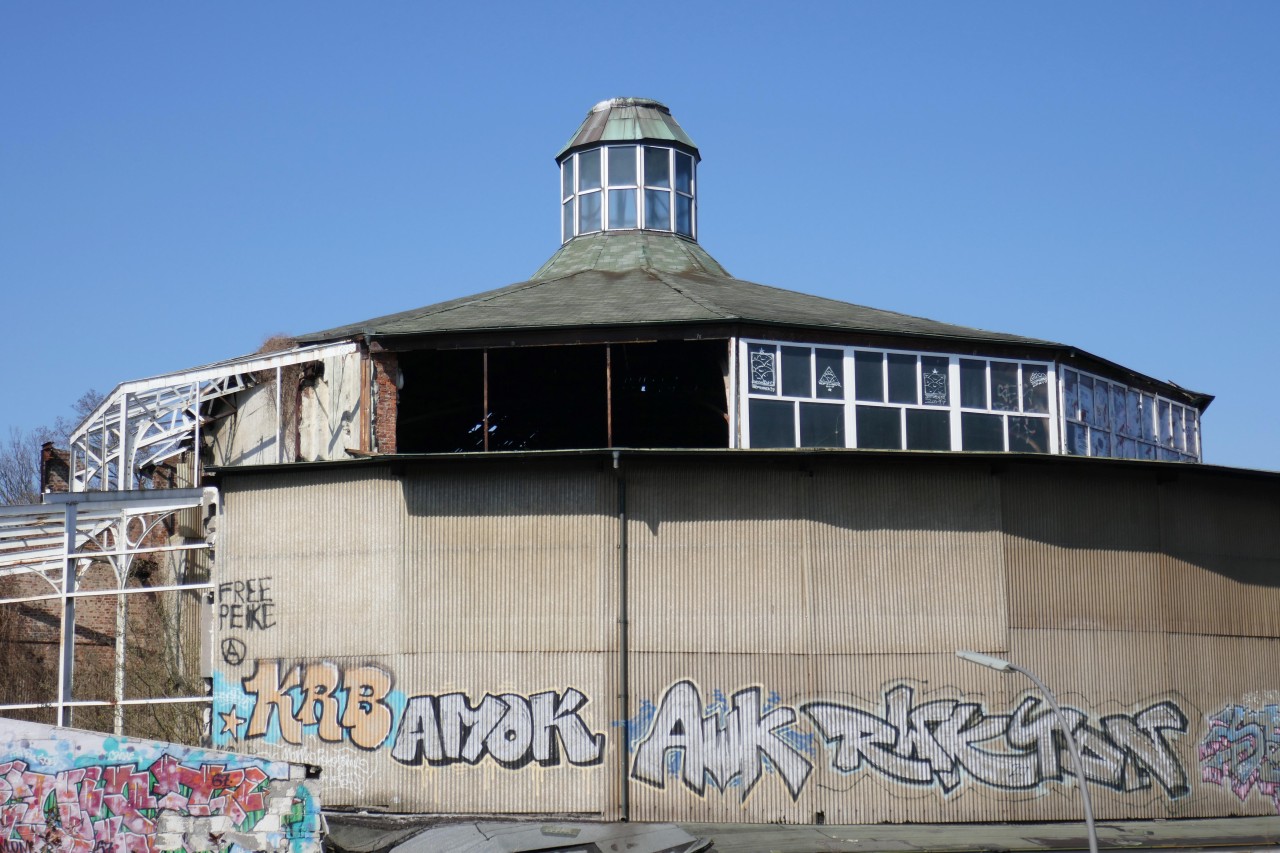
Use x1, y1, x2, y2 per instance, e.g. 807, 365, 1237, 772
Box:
955, 650, 1099, 853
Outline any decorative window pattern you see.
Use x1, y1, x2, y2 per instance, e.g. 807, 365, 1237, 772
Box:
1061, 367, 1200, 462
561, 145, 695, 241
741, 341, 1054, 454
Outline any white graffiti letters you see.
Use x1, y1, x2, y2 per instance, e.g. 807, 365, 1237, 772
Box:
631, 681, 813, 800
391, 689, 605, 769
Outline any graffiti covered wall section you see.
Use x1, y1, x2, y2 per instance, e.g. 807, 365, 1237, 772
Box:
0, 719, 321, 853
210, 657, 1280, 821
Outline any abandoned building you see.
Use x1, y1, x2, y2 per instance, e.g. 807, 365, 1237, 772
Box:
2, 98, 1278, 853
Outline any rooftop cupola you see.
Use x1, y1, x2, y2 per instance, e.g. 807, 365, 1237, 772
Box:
556, 98, 699, 243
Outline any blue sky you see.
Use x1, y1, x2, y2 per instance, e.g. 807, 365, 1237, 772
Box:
2, 2, 1277, 469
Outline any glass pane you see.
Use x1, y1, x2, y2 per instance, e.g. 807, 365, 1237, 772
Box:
991, 362, 1019, 411
1159, 399, 1172, 446
749, 399, 794, 448
962, 412, 1003, 451
644, 146, 670, 187
1186, 412, 1199, 457
1092, 380, 1109, 429
1125, 390, 1141, 438
921, 356, 949, 406
856, 406, 900, 450
1138, 440, 1157, 461
1114, 436, 1134, 459
1065, 421, 1088, 456
578, 149, 601, 190
1023, 364, 1049, 414
675, 152, 693, 193
578, 191, 601, 232
748, 343, 777, 394
675, 195, 692, 236
1141, 394, 1156, 441
1172, 406, 1185, 451
608, 188, 637, 228
1091, 429, 1111, 458
961, 359, 987, 409
562, 200, 573, 241
781, 346, 810, 397
608, 146, 636, 186
1063, 369, 1079, 420
906, 409, 950, 451
561, 159, 574, 199
1079, 377, 1094, 426
1008, 416, 1049, 453
1110, 384, 1127, 435
800, 403, 844, 447
815, 349, 844, 400
854, 351, 884, 402
887, 353, 917, 404
645, 189, 670, 230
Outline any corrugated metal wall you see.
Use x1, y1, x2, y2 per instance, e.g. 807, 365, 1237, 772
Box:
214, 454, 1280, 825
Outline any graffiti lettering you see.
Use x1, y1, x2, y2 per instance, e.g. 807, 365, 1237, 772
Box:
805, 686, 1188, 797
1199, 703, 1280, 812
626, 681, 1189, 803
391, 689, 605, 769
631, 681, 813, 800
0, 749, 316, 853
217, 577, 276, 631
242, 660, 394, 750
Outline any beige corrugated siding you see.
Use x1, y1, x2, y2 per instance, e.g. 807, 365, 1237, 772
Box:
212, 454, 1280, 825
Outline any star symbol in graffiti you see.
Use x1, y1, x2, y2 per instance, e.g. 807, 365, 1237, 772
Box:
219, 705, 247, 738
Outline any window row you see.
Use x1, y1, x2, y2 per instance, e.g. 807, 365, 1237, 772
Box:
560, 145, 695, 241
743, 343, 1053, 454
1062, 368, 1199, 462
747, 399, 1051, 453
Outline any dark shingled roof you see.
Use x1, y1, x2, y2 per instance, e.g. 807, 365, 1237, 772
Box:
297, 232, 1060, 348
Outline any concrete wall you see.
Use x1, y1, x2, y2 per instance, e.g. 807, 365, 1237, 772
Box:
210, 452, 1280, 825
0, 718, 321, 853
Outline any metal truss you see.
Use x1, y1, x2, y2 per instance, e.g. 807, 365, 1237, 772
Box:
69, 341, 358, 492
0, 488, 212, 729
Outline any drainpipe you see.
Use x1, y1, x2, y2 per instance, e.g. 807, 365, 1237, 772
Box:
613, 449, 630, 821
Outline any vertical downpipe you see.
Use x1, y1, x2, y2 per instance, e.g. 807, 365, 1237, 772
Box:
614, 449, 630, 821
606, 345, 614, 448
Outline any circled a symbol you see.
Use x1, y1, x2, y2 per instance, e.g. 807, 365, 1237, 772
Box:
221, 638, 246, 666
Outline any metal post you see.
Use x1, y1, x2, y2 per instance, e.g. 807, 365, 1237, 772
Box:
956, 651, 1098, 853
56, 501, 78, 727
275, 366, 283, 464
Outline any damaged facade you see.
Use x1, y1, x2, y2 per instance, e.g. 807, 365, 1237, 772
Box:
4, 98, 1279, 852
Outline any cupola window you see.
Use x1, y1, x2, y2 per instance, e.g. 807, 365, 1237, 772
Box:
560, 144, 696, 242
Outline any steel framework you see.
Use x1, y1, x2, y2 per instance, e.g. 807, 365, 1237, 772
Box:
69, 341, 358, 492
0, 488, 212, 729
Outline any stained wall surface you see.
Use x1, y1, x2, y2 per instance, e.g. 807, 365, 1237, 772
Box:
210, 453, 1280, 824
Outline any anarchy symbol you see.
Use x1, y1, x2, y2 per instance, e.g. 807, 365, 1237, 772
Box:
221, 637, 247, 666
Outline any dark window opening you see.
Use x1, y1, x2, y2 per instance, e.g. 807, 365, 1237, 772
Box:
395, 339, 728, 453
610, 340, 728, 448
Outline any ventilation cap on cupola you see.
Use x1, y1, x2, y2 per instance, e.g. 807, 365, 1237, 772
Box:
556, 98, 700, 243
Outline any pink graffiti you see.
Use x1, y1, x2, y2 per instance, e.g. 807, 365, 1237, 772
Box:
0, 756, 273, 853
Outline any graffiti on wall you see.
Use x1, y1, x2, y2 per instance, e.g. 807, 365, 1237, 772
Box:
629, 681, 1190, 803
215, 661, 606, 770
1199, 703, 1280, 812
218, 578, 276, 666
0, 721, 320, 853
391, 689, 606, 769
805, 685, 1188, 798
218, 661, 403, 751
212, 660, 1209, 807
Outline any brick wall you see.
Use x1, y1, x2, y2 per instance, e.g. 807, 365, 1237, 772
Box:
371, 351, 399, 454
